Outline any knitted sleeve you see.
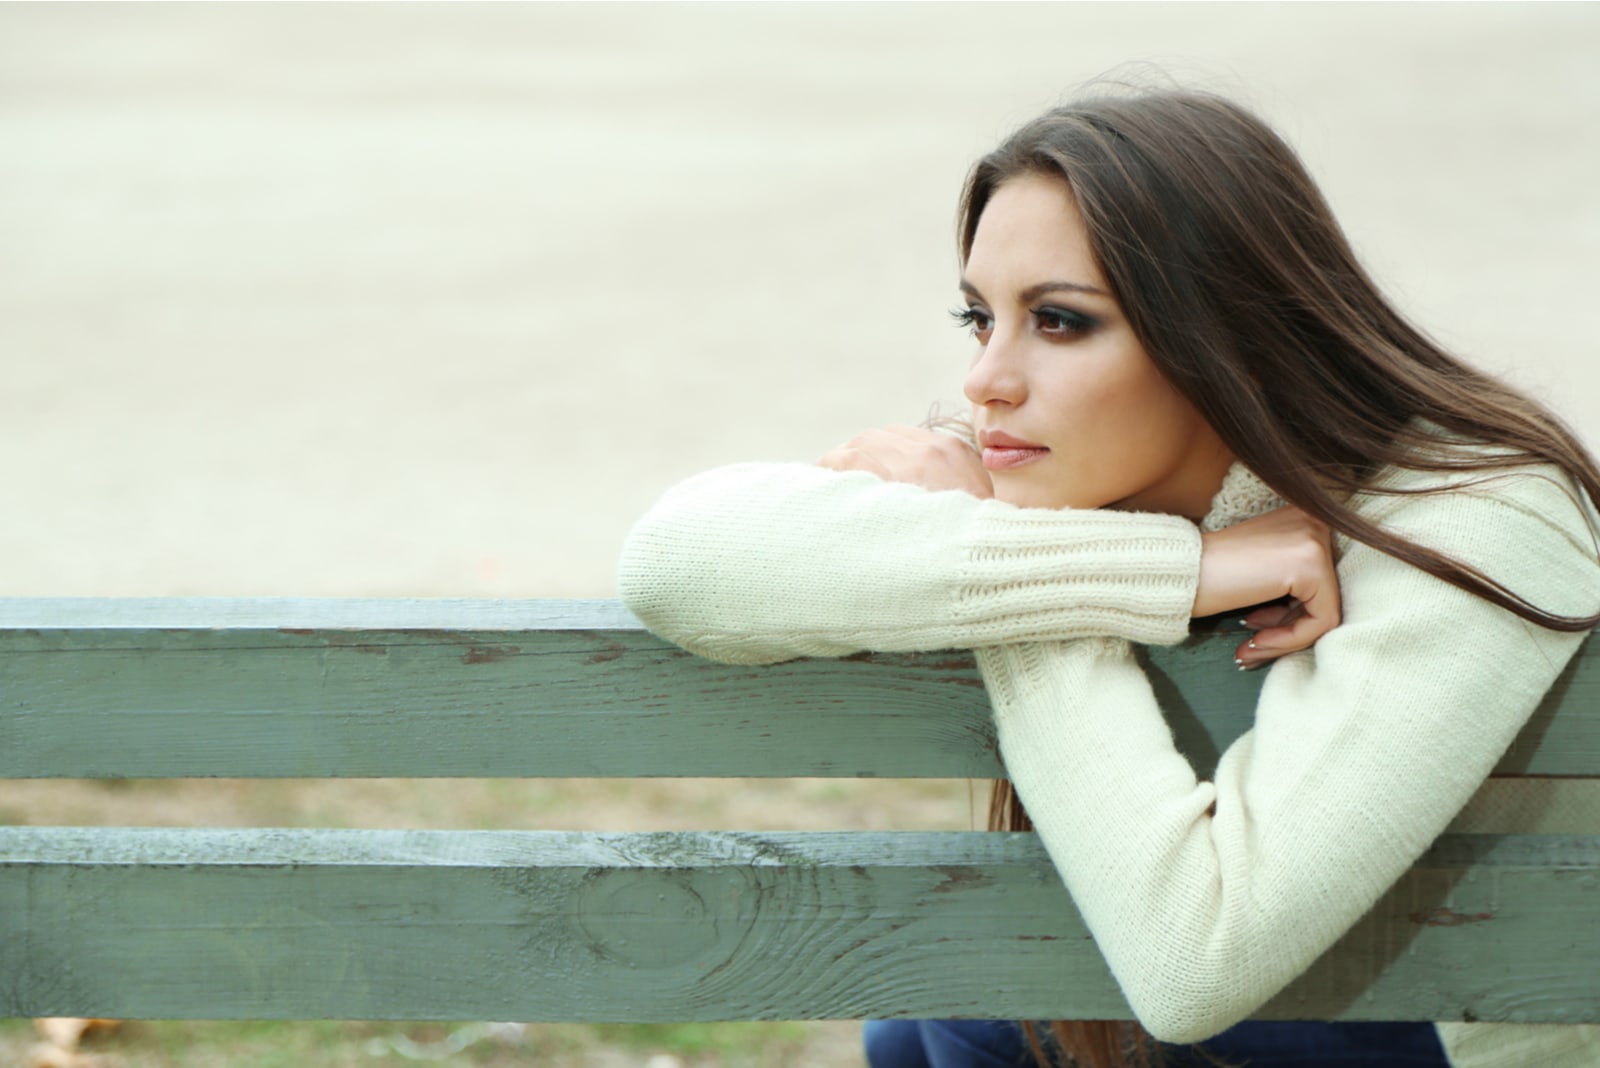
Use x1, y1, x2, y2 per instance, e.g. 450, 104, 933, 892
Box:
617, 462, 1201, 664
980, 467, 1600, 1043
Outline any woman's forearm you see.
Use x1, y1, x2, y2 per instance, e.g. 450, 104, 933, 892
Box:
617, 462, 1202, 664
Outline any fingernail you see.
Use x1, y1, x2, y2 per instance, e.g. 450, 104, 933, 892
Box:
1247, 639, 1257, 650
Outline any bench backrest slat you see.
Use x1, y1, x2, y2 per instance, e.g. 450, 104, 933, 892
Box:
2, 598, 1595, 779
3, 827, 1596, 1023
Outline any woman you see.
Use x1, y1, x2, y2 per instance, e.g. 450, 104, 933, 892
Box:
617, 89, 1600, 1067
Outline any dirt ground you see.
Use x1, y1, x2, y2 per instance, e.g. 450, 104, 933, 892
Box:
0, 5, 1597, 1065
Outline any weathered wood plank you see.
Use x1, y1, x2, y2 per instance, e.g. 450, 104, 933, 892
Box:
0, 597, 637, 631
0, 625, 993, 779
0, 599, 1594, 778
2, 827, 1595, 1023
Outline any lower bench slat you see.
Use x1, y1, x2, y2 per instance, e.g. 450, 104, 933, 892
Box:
2, 828, 1596, 1023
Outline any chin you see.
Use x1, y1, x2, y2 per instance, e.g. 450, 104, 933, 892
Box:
992, 479, 1091, 512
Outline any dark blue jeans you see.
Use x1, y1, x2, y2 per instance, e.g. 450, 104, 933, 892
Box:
862, 1018, 1450, 1067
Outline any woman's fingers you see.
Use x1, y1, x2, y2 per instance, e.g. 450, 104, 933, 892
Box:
817, 446, 891, 481
1257, 540, 1342, 659
817, 425, 993, 498
1240, 601, 1300, 631
1199, 505, 1343, 668
1238, 593, 1340, 668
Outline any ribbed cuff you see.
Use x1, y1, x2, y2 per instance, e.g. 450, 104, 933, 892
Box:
957, 506, 1201, 646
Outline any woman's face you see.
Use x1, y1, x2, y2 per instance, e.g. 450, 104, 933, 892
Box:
960, 173, 1234, 519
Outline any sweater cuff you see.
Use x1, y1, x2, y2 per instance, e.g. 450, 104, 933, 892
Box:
959, 505, 1202, 646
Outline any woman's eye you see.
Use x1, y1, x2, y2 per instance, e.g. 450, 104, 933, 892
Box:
950, 306, 993, 338
1034, 306, 1096, 336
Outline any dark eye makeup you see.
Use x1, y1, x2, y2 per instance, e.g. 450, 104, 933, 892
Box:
1033, 305, 1097, 335
949, 303, 1097, 340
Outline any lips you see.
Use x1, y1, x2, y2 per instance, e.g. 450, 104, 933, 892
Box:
979, 430, 1044, 450
978, 429, 1049, 472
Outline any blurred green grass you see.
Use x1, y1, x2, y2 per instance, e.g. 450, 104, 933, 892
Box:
0, 1017, 845, 1066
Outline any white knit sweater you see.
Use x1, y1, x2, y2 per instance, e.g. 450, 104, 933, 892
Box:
617, 457, 1600, 1066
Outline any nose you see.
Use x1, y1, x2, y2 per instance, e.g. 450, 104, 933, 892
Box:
962, 333, 1027, 409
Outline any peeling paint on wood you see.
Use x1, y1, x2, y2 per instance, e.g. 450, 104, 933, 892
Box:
460, 645, 518, 665
1409, 908, 1496, 927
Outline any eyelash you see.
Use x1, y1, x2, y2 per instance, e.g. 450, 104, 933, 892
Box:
949, 305, 1097, 339
949, 307, 991, 334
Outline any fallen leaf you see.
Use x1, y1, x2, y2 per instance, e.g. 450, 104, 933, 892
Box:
27, 1041, 102, 1068
31, 1018, 120, 1052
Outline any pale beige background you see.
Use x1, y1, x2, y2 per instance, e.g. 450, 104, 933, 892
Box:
2, 2, 1596, 600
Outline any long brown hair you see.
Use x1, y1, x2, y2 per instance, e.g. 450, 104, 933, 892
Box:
963, 89, 1600, 1068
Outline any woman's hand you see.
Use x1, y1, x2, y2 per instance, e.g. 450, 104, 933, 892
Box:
1193, 505, 1341, 668
817, 425, 994, 499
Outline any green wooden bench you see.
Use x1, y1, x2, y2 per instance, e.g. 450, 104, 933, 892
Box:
1, 598, 1596, 1025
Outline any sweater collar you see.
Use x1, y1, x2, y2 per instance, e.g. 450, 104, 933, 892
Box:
1200, 462, 1284, 533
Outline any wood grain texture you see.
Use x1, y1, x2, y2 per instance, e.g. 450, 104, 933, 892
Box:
1, 828, 1595, 1022
0, 599, 1594, 778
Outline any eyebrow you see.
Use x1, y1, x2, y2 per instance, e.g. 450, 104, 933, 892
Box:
959, 278, 1110, 302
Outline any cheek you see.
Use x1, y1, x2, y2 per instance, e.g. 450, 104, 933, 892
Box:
1055, 349, 1170, 430
1109, 342, 1192, 415
1067, 354, 1201, 472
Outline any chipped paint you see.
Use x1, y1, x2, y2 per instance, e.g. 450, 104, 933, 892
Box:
1408, 907, 1496, 927
461, 645, 518, 665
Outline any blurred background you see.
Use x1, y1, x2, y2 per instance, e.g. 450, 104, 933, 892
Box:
1, 3, 1596, 1065
2, 2, 1597, 602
